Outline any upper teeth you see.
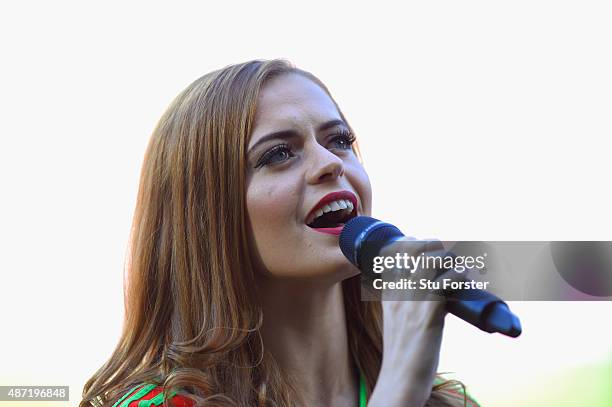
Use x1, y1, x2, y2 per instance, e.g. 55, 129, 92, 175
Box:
307, 199, 355, 225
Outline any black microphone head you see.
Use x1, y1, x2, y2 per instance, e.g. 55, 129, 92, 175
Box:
339, 216, 404, 273
339, 216, 380, 265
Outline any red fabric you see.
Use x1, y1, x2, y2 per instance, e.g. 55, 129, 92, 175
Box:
163, 393, 195, 407
124, 386, 194, 407
127, 387, 162, 404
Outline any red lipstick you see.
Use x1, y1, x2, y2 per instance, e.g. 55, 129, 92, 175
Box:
311, 225, 345, 235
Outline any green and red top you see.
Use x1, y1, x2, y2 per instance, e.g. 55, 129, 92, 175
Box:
111, 384, 194, 407
109, 378, 366, 407
111, 375, 477, 407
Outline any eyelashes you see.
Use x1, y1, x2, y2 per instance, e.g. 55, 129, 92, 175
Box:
255, 143, 294, 168
329, 129, 356, 150
254, 130, 356, 169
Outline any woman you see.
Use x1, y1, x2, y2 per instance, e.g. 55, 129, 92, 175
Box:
80, 59, 478, 407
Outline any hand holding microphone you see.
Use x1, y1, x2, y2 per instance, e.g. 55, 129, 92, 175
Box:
364, 238, 460, 406
340, 216, 521, 405
339, 216, 522, 337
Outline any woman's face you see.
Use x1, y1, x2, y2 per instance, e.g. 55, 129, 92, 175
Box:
246, 73, 372, 282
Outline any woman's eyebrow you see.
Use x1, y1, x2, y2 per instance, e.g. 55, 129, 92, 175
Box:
247, 119, 347, 155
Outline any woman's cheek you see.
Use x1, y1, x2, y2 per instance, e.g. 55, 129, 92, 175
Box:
246, 179, 303, 276
247, 180, 297, 243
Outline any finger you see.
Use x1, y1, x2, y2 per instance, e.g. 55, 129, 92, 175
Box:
380, 237, 427, 259
421, 238, 445, 253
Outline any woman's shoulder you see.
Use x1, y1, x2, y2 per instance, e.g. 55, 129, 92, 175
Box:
111, 383, 195, 407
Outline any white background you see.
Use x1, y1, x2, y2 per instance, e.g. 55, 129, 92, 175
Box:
1, 1, 611, 406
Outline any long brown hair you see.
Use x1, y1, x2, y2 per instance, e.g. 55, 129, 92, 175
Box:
80, 59, 473, 407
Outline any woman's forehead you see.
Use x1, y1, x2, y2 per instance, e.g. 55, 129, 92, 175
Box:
251, 74, 341, 137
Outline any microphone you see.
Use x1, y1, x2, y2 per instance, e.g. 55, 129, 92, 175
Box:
339, 216, 522, 338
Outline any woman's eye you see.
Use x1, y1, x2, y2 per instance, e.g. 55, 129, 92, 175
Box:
255, 144, 295, 168
329, 130, 356, 150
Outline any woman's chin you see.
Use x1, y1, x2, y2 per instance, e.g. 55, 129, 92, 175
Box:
316, 255, 362, 283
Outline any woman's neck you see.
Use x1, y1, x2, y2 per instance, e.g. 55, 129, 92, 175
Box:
256, 277, 359, 406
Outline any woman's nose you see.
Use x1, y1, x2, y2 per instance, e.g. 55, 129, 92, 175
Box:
305, 144, 345, 184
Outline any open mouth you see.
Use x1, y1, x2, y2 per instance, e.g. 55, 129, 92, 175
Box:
306, 198, 357, 229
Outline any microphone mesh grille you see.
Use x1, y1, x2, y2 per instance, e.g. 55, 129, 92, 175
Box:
340, 216, 404, 275
339, 216, 380, 265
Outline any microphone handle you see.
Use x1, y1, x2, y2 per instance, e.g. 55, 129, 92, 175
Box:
445, 288, 522, 337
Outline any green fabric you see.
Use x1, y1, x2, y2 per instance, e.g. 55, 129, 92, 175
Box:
115, 384, 156, 407
112, 384, 143, 407
360, 372, 367, 407
114, 374, 368, 407
137, 389, 178, 407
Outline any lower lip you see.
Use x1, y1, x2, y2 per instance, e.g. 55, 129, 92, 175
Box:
310, 225, 344, 235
